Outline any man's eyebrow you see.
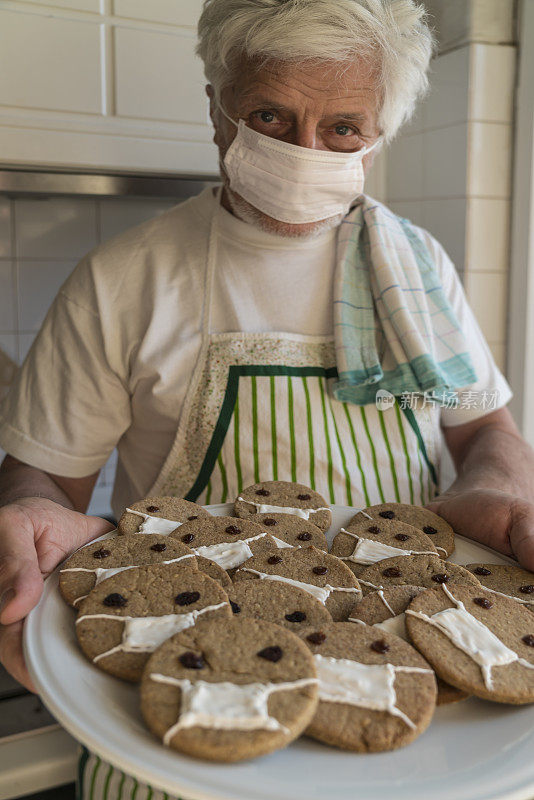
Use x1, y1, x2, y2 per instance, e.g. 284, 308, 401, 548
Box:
329, 111, 368, 121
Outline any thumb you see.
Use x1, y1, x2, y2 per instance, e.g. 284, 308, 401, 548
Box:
0, 504, 44, 625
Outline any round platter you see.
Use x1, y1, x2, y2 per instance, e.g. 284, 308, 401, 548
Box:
24, 504, 534, 800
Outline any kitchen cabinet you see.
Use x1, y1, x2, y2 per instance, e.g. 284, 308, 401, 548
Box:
0, 0, 218, 175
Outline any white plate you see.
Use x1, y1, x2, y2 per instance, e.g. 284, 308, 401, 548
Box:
24, 504, 534, 800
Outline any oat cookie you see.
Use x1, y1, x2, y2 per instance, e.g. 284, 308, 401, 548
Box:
140, 616, 318, 762
234, 481, 331, 532
118, 497, 210, 536
301, 622, 436, 751
347, 585, 467, 705
76, 565, 231, 682
331, 516, 437, 577
251, 513, 328, 551
406, 584, 534, 704
465, 563, 534, 612
358, 554, 482, 595
357, 503, 455, 558
229, 580, 333, 632
59, 534, 196, 608
233, 545, 361, 621
169, 516, 278, 574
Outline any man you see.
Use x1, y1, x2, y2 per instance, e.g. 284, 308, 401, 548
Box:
1, 0, 534, 797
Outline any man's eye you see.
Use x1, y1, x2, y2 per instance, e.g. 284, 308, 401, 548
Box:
259, 110, 275, 123
335, 125, 354, 136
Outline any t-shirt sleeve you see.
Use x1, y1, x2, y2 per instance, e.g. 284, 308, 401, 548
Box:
414, 226, 512, 427
0, 258, 132, 477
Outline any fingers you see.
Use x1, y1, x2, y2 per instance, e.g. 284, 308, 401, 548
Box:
0, 505, 44, 625
508, 502, 534, 571
0, 619, 37, 693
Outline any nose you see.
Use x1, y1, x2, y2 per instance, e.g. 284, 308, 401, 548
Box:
289, 122, 322, 150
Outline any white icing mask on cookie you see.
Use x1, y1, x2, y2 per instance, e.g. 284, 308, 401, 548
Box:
192, 533, 267, 570
314, 655, 432, 729
241, 568, 361, 605
373, 613, 408, 641
237, 497, 329, 521
406, 584, 534, 689
61, 554, 194, 588
77, 602, 227, 662
149, 674, 317, 742
338, 529, 435, 566
483, 586, 534, 606
272, 537, 294, 549
125, 508, 183, 535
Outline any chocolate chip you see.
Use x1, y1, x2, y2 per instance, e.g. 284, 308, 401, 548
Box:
370, 639, 390, 654
313, 566, 328, 575
175, 591, 200, 606
474, 567, 492, 576
179, 651, 204, 669
285, 611, 306, 623
307, 631, 326, 645
93, 548, 111, 559
150, 542, 166, 552
522, 634, 534, 647
423, 526, 437, 535
379, 510, 395, 519
262, 518, 277, 526
432, 573, 450, 584
103, 593, 127, 607
257, 646, 283, 662
230, 601, 241, 614
297, 532, 312, 541
367, 526, 381, 534
395, 534, 410, 542
382, 567, 401, 577
267, 555, 283, 564
146, 505, 159, 513
473, 597, 493, 609
225, 525, 241, 535
181, 533, 195, 543
256, 489, 270, 496
519, 585, 534, 594
298, 493, 311, 501
187, 515, 198, 521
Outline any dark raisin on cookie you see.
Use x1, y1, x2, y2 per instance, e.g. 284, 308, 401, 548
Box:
379, 510, 395, 519
474, 567, 492, 576
93, 548, 111, 559
522, 635, 534, 647
230, 601, 241, 614
146, 505, 159, 513
103, 593, 127, 607
382, 567, 401, 578
263, 518, 277, 526
285, 611, 306, 623
257, 646, 283, 662
225, 525, 241, 535
423, 526, 437, 535
256, 489, 270, 497
180, 651, 204, 669
297, 532, 312, 541
298, 494, 311, 501
175, 591, 200, 606
182, 533, 195, 543
370, 639, 390, 654
473, 597, 493, 609
367, 526, 381, 534
431, 573, 450, 584
519, 585, 534, 594
395, 534, 410, 542
307, 631, 327, 645
268, 555, 282, 565
187, 515, 198, 521
312, 566, 328, 575
150, 542, 166, 552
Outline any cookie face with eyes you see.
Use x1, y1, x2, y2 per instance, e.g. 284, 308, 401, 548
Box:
406, 584, 534, 704
118, 497, 210, 536
75, 566, 231, 682
229, 580, 333, 632
169, 516, 278, 574
356, 503, 455, 558
59, 535, 196, 608
251, 513, 328, 551
140, 616, 318, 762
233, 545, 361, 621
358, 554, 482, 595
300, 622, 437, 752
465, 563, 534, 612
331, 516, 437, 577
234, 481, 331, 532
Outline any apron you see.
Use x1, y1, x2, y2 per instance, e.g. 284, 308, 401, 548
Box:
78, 192, 441, 800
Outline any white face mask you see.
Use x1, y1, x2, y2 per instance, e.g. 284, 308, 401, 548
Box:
220, 107, 381, 224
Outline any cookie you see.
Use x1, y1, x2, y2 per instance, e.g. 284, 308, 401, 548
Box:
76, 565, 231, 682
251, 513, 328, 551
118, 497, 210, 535
194, 556, 233, 593
169, 516, 278, 574
140, 616, 318, 762
233, 545, 361, 621
358, 554, 482, 595
59, 534, 196, 607
465, 563, 534, 612
302, 622, 436, 752
347, 585, 467, 706
234, 481, 331, 532
330, 516, 437, 577
229, 580, 333, 633
406, 584, 534, 704
357, 503, 455, 557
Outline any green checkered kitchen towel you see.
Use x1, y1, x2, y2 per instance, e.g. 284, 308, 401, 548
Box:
332, 196, 477, 405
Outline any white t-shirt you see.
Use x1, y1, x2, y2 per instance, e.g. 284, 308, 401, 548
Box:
0, 187, 511, 516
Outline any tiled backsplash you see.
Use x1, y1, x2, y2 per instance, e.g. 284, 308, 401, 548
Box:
0, 195, 183, 518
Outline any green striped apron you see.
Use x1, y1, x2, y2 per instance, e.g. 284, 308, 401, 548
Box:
77, 194, 441, 800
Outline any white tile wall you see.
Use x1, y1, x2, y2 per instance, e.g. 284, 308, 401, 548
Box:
0, 194, 188, 517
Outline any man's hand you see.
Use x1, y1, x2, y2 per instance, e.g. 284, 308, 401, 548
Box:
0, 497, 114, 690
426, 488, 534, 570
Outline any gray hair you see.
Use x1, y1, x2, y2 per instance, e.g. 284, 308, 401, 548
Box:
196, 0, 434, 142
